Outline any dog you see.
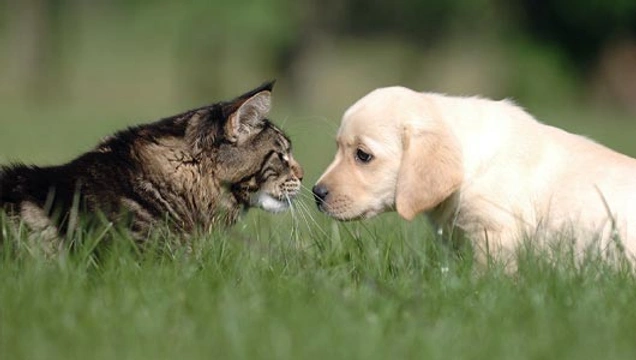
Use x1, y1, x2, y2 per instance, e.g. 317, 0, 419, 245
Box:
313, 86, 636, 262
1, 82, 303, 252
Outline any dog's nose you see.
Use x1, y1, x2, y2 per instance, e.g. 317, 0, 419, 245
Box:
312, 184, 329, 204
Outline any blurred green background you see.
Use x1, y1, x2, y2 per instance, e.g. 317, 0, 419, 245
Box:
1, 0, 636, 183
3, 4, 636, 359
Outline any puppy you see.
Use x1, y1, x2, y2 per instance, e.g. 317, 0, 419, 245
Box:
313, 86, 636, 261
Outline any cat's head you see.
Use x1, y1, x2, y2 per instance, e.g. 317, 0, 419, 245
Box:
185, 82, 304, 213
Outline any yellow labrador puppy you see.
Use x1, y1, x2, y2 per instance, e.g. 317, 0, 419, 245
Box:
313, 86, 636, 261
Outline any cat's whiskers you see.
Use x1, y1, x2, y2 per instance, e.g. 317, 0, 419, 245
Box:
297, 186, 327, 216
303, 115, 340, 133
286, 193, 309, 229
284, 193, 302, 242
293, 193, 329, 238
296, 192, 315, 202
290, 185, 334, 238
279, 115, 290, 129
299, 183, 328, 206
294, 199, 316, 231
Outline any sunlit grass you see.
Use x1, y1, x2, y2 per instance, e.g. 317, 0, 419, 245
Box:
2, 2, 636, 358
2, 200, 636, 360
2, 87, 636, 360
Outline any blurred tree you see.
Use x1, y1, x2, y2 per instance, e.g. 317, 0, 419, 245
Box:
520, 0, 636, 70
336, 0, 454, 44
174, 0, 301, 103
274, 0, 345, 100
1, 0, 635, 110
6, 0, 75, 105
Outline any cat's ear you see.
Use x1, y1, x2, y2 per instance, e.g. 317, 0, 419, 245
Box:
224, 82, 274, 144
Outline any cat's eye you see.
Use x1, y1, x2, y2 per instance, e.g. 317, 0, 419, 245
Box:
355, 149, 373, 163
278, 152, 289, 165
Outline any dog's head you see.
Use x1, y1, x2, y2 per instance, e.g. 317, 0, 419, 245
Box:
313, 86, 463, 221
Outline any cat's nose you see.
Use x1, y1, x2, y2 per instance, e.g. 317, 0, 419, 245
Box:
290, 158, 304, 182
293, 165, 304, 182
312, 184, 329, 205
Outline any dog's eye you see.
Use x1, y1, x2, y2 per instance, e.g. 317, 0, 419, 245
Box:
355, 149, 373, 163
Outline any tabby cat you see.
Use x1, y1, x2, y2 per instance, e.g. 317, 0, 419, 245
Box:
0, 82, 303, 248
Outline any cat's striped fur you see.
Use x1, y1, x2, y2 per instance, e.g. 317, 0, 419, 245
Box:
0, 82, 303, 250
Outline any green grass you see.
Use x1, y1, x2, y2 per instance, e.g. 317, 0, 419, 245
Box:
3, 4, 636, 357
2, 206, 636, 360
2, 96, 636, 360
2, 101, 636, 360
2, 45, 636, 358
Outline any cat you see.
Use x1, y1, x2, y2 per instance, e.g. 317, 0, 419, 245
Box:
0, 81, 303, 251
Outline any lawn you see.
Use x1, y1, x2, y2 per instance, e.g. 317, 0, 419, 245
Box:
2, 95, 636, 360
2, 204, 636, 360
3, 1, 636, 357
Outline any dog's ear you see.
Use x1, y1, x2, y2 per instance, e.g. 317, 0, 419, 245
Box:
223, 82, 274, 144
395, 125, 463, 220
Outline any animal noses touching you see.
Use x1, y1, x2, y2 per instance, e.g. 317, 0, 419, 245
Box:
312, 184, 329, 205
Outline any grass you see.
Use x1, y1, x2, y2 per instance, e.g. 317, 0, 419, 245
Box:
2, 41, 636, 358
2, 204, 636, 360
2, 103, 636, 360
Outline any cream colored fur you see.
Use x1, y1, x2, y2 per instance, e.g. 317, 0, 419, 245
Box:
315, 86, 636, 261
